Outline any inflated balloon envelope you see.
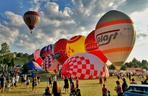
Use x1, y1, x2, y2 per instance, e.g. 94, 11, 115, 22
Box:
54, 38, 68, 64
95, 10, 136, 70
66, 35, 86, 57
34, 49, 43, 66
61, 53, 106, 79
85, 30, 109, 64
23, 11, 40, 33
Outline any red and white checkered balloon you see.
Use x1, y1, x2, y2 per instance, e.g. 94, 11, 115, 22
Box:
62, 53, 106, 79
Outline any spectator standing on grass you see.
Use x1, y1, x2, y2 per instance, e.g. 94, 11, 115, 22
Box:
25, 76, 30, 88
12, 75, 15, 87
32, 77, 37, 92
43, 86, 51, 96
52, 81, 61, 96
0, 75, 6, 92
115, 81, 123, 96
48, 76, 52, 86
102, 84, 109, 96
122, 78, 128, 92
37, 75, 40, 84
64, 76, 69, 93
76, 77, 79, 88
130, 78, 137, 84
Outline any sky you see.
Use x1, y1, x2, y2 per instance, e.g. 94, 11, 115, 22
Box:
0, 0, 148, 62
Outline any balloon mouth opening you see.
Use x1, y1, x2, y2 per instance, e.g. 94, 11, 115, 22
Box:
28, 25, 34, 30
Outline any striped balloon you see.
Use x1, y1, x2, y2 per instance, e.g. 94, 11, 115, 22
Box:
23, 11, 40, 33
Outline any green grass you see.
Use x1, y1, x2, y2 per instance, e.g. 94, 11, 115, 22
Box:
0, 76, 143, 96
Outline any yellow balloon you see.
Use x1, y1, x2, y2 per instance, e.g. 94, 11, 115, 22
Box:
66, 35, 86, 57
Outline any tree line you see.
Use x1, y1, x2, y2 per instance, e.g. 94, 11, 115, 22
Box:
109, 58, 148, 70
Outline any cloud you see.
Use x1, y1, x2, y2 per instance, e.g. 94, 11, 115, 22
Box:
0, 0, 148, 54
0, 24, 19, 45
119, 0, 148, 13
130, 8, 148, 38
4, 11, 24, 27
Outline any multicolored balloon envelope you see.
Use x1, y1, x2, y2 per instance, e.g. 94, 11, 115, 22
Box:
61, 53, 106, 79
54, 38, 68, 64
66, 35, 86, 57
95, 10, 136, 70
23, 11, 40, 33
27, 61, 43, 71
85, 30, 108, 64
34, 49, 43, 66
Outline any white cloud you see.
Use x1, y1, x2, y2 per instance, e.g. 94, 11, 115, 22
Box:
5, 11, 24, 27
0, 24, 19, 45
130, 8, 148, 34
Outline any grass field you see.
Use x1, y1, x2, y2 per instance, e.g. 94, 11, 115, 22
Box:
0, 76, 143, 96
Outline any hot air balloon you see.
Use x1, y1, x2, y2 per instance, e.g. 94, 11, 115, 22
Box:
34, 49, 43, 66
95, 10, 136, 70
40, 46, 54, 72
85, 30, 108, 63
23, 11, 40, 33
40, 46, 48, 59
61, 53, 106, 79
54, 39, 68, 64
66, 35, 86, 57
27, 61, 43, 71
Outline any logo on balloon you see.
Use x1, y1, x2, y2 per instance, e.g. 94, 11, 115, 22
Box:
96, 29, 119, 46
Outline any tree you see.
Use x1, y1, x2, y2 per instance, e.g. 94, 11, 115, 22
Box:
120, 64, 126, 70
0, 43, 10, 54
109, 64, 115, 70
0, 42, 15, 73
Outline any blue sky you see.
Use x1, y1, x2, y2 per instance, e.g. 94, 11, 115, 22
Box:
0, 0, 148, 62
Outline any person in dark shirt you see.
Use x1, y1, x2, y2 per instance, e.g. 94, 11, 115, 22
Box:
122, 78, 128, 92
64, 77, 69, 93
0, 75, 5, 92
43, 86, 51, 96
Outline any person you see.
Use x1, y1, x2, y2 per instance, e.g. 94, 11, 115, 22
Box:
99, 76, 103, 84
130, 78, 137, 84
102, 84, 108, 96
64, 77, 69, 93
75, 88, 81, 96
15, 74, 20, 86
104, 77, 107, 83
37, 75, 40, 84
69, 76, 73, 84
48, 76, 52, 86
32, 77, 37, 92
12, 75, 15, 87
115, 81, 123, 96
0, 75, 6, 92
70, 81, 75, 96
43, 86, 51, 96
52, 81, 61, 96
76, 77, 79, 88
25, 76, 30, 88
142, 75, 148, 84
122, 78, 128, 92
6, 78, 11, 91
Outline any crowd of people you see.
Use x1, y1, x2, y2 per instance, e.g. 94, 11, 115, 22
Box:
43, 76, 81, 96
1, 71, 148, 96
101, 72, 143, 96
0, 72, 41, 93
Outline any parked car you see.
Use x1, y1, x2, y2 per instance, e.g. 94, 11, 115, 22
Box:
123, 84, 148, 96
